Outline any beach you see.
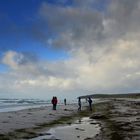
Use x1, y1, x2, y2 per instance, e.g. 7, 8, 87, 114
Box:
89, 98, 140, 140
0, 98, 140, 140
0, 103, 81, 139
0, 98, 103, 140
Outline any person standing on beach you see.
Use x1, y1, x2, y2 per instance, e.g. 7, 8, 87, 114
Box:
88, 97, 92, 111
64, 98, 66, 106
78, 97, 81, 111
51, 96, 58, 110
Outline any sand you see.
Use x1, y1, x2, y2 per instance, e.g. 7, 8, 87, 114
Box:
1, 98, 140, 140
88, 98, 140, 140
0, 104, 78, 134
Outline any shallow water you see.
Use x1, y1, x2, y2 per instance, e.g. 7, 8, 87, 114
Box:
31, 117, 100, 140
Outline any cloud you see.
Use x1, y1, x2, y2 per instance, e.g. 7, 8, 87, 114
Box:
1, 38, 140, 98
104, 0, 140, 39
1, 0, 140, 98
38, 0, 140, 49
2, 51, 38, 69
39, 2, 104, 49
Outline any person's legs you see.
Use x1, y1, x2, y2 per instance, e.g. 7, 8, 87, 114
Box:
78, 104, 81, 111
54, 104, 56, 110
89, 104, 92, 111
53, 104, 55, 110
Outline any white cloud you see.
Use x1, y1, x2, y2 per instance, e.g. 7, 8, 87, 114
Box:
1, 0, 140, 98
1, 38, 140, 98
2, 51, 20, 69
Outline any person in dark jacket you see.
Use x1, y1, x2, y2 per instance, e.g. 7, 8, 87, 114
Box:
78, 97, 81, 111
88, 97, 92, 111
51, 96, 58, 110
64, 98, 66, 106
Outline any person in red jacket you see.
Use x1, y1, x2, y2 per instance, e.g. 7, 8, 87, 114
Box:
52, 96, 58, 110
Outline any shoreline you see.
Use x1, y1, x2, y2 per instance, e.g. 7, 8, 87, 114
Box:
0, 102, 96, 140
1, 98, 140, 140
0, 104, 79, 139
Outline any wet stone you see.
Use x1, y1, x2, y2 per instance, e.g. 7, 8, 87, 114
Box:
38, 132, 52, 136
75, 128, 85, 131
90, 113, 106, 119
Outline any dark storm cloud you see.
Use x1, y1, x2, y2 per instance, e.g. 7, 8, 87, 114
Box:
39, 2, 104, 49
105, 0, 140, 38
37, 0, 140, 50
1, 0, 140, 52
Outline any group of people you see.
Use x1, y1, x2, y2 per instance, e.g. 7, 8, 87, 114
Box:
78, 97, 93, 111
51, 96, 93, 111
51, 97, 67, 110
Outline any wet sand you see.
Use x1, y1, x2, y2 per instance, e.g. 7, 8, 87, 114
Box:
88, 98, 140, 140
30, 117, 100, 140
0, 104, 78, 136
0, 101, 99, 140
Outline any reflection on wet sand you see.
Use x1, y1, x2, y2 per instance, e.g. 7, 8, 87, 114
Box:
31, 117, 100, 140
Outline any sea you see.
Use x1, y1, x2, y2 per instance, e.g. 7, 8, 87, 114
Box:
0, 98, 79, 113
0, 98, 52, 113
0, 98, 101, 113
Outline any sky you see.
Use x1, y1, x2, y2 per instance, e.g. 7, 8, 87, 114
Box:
0, 0, 140, 99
